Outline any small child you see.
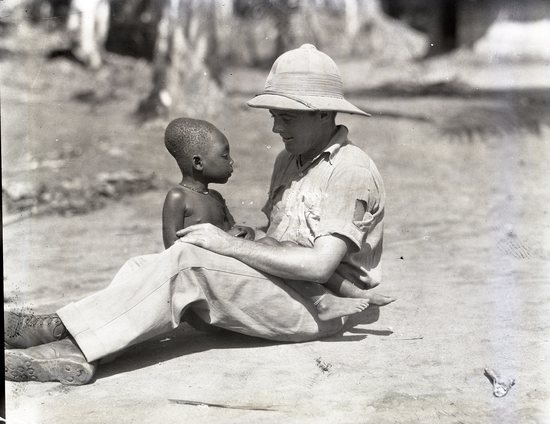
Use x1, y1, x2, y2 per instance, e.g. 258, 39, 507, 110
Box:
162, 117, 385, 321
162, 117, 253, 248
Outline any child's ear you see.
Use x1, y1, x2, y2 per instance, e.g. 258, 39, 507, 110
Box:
192, 155, 204, 171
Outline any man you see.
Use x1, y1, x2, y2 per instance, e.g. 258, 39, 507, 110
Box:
5, 44, 385, 385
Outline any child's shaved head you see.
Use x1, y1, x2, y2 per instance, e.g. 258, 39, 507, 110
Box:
164, 117, 220, 172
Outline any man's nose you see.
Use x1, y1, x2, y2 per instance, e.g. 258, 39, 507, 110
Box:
272, 118, 284, 134
229, 157, 234, 166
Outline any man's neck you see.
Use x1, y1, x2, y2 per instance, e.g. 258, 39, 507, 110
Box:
299, 124, 339, 164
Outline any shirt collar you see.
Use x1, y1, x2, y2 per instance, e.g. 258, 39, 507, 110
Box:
296, 125, 349, 171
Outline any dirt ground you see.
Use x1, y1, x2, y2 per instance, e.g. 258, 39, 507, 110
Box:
3, 22, 550, 424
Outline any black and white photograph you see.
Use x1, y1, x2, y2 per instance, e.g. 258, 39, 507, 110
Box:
2, 0, 550, 422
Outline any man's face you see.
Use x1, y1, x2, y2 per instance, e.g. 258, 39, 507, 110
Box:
201, 130, 234, 183
269, 109, 324, 158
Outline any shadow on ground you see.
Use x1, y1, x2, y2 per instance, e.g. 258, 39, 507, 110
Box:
96, 306, 387, 381
95, 324, 279, 382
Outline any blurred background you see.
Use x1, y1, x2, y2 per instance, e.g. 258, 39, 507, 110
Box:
2, 0, 550, 222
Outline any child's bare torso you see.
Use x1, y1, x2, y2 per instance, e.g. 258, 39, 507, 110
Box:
178, 188, 232, 231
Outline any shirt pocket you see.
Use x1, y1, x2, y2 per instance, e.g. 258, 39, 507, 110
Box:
266, 184, 287, 224
296, 191, 323, 246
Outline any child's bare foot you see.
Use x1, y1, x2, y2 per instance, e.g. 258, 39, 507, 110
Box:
325, 279, 396, 305
315, 294, 370, 321
365, 293, 396, 306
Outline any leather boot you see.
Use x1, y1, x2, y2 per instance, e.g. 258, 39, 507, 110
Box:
5, 338, 97, 385
4, 311, 67, 348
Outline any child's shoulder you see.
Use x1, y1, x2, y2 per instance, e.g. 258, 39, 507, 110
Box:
165, 186, 187, 199
163, 187, 190, 216
164, 186, 192, 206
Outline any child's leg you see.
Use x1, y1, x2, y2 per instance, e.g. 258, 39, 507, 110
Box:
285, 280, 370, 321
325, 273, 395, 306
259, 238, 372, 320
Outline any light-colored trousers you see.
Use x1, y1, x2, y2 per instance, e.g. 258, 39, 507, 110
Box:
57, 242, 344, 362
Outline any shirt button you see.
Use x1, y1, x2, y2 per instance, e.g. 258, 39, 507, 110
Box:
299, 172, 304, 177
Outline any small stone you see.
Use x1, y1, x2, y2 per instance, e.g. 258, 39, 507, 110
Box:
2, 181, 42, 201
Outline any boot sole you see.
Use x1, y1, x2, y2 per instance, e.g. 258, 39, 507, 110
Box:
5, 350, 96, 385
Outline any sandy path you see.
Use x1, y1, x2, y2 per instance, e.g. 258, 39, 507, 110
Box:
5, 124, 550, 423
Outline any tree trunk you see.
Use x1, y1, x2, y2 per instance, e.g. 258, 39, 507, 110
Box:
66, 0, 110, 69
344, 0, 428, 60
137, 0, 224, 120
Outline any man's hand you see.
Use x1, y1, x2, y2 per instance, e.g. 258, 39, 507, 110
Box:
227, 225, 255, 240
176, 224, 235, 255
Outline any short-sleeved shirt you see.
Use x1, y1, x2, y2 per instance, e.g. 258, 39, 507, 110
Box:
262, 125, 385, 287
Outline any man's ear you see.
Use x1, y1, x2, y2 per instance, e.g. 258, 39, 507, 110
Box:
319, 111, 334, 123
192, 155, 204, 171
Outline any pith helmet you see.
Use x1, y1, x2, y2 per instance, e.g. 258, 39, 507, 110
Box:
247, 44, 369, 116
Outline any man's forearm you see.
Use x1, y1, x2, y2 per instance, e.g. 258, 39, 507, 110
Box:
224, 237, 348, 283
176, 223, 351, 282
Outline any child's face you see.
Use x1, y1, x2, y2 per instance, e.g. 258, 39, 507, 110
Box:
201, 130, 234, 183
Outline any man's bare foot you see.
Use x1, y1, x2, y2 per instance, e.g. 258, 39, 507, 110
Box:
315, 294, 370, 321
325, 279, 396, 305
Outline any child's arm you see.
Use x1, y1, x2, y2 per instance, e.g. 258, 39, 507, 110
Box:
211, 189, 255, 240
162, 188, 187, 249
227, 225, 255, 240
209, 190, 236, 228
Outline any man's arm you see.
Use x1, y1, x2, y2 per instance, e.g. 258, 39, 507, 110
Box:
176, 224, 352, 283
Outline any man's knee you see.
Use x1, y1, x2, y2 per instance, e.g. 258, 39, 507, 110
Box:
167, 242, 212, 266
168, 241, 198, 255
124, 254, 153, 269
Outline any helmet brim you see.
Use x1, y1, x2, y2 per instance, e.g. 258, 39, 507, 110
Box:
247, 93, 371, 117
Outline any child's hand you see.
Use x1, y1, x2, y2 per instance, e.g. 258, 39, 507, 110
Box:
227, 225, 255, 240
